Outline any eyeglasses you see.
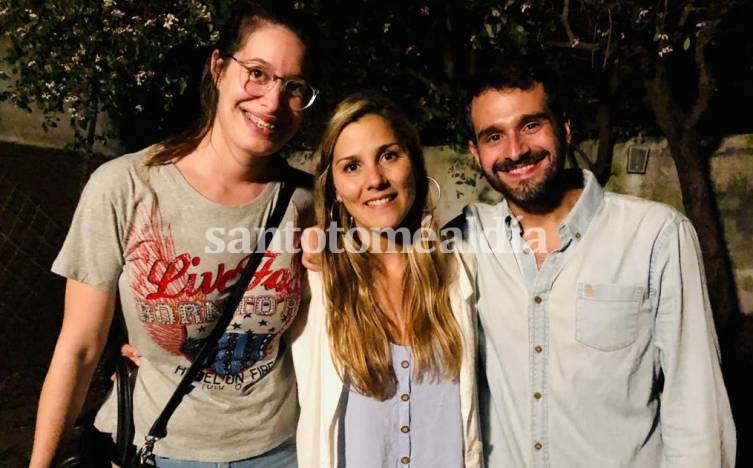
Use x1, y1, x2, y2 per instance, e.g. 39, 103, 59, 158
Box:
228, 56, 319, 111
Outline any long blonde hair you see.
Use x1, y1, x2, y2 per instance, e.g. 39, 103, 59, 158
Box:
314, 92, 462, 400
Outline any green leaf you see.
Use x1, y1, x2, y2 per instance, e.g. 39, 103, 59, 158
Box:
683, 37, 691, 51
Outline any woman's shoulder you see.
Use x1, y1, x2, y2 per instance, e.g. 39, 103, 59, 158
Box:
86, 146, 155, 190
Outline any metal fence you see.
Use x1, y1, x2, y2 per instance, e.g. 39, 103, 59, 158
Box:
0, 172, 65, 314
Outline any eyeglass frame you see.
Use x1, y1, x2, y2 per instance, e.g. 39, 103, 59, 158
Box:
226, 55, 319, 110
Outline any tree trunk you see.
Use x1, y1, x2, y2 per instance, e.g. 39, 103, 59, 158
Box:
78, 99, 99, 191
645, 66, 739, 333
667, 132, 738, 331
591, 63, 619, 185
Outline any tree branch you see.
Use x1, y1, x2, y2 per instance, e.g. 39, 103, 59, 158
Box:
556, 0, 600, 50
645, 64, 683, 151
546, 40, 600, 51
686, 33, 716, 129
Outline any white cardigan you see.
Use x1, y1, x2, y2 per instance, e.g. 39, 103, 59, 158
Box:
291, 253, 484, 468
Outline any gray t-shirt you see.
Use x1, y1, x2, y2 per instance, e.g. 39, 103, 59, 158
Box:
52, 148, 314, 461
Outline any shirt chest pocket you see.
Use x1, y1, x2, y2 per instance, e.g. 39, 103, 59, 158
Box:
575, 282, 645, 351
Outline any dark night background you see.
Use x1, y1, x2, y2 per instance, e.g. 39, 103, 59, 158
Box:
1, 1, 753, 466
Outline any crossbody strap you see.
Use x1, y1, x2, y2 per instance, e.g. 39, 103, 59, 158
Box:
137, 181, 297, 463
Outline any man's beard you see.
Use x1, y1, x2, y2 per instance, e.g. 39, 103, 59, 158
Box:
483, 139, 567, 211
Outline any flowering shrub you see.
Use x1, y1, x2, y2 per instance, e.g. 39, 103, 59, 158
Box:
0, 0, 217, 152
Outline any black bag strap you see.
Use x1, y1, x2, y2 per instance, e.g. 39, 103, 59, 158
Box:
136, 181, 297, 463
113, 356, 135, 466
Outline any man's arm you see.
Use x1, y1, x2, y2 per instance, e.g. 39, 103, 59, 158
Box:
653, 218, 736, 468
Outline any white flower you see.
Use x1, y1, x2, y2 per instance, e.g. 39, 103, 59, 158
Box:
163, 13, 178, 30
135, 104, 144, 112
658, 45, 673, 57
135, 70, 147, 86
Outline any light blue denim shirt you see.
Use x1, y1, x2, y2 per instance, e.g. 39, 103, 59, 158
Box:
463, 170, 735, 468
339, 344, 463, 468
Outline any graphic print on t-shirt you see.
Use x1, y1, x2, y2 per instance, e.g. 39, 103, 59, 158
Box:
124, 200, 300, 384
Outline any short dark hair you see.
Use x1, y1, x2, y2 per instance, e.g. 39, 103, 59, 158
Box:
465, 55, 566, 141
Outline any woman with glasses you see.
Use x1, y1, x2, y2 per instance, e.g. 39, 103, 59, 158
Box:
30, 2, 319, 467
292, 93, 483, 467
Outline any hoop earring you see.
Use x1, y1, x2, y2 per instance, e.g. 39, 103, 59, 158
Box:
330, 201, 355, 228
329, 201, 340, 224
424, 176, 441, 212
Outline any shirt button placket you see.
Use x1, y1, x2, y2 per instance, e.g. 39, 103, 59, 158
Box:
397, 348, 412, 467
531, 293, 547, 465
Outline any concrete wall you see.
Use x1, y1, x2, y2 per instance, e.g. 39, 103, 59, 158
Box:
0, 37, 121, 154
579, 134, 753, 314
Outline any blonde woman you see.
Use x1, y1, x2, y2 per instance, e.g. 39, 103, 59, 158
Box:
292, 93, 482, 467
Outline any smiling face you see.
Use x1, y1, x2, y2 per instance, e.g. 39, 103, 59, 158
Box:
468, 83, 570, 208
331, 114, 417, 231
212, 22, 306, 158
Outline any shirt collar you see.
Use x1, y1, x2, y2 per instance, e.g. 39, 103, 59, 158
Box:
499, 169, 604, 242
561, 169, 603, 241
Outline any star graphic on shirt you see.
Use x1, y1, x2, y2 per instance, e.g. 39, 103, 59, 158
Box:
243, 313, 253, 319
258, 320, 268, 327
231, 322, 242, 330
198, 325, 207, 332
268, 328, 276, 333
